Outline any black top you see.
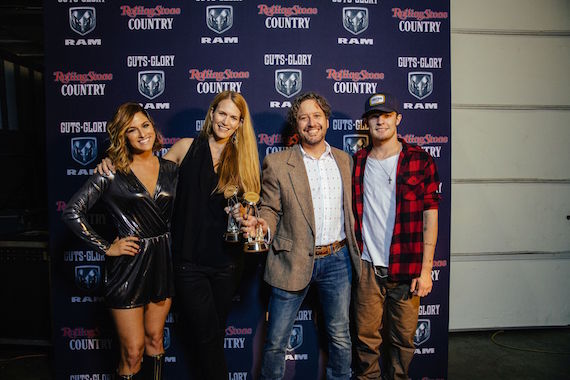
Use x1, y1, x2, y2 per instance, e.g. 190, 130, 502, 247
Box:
62, 157, 178, 308
171, 135, 242, 267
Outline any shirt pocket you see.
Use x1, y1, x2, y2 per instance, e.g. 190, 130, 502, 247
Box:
401, 175, 425, 201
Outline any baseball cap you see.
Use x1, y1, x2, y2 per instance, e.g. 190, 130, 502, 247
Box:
362, 93, 401, 118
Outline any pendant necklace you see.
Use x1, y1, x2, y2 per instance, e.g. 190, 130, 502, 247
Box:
377, 157, 398, 184
372, 143, 401, 184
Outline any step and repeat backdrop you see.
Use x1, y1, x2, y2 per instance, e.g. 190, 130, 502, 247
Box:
45, 1, 450, 379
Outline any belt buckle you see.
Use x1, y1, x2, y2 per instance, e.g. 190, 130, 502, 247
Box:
315, 245, 331, 258
316, 239, 345, 257
330, 242, 338, 253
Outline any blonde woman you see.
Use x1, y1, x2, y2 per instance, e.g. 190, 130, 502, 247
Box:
98, 91, 261, 379
63, 103, 177, 379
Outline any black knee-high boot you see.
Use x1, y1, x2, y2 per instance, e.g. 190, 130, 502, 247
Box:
142, 353, 165, 380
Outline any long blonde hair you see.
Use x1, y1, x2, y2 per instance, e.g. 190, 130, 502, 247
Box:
200, 91, 261, 194
107, 103, 162, 173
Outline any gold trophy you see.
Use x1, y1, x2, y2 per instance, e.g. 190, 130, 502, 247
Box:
223, 186, 241, 243
242, 191, 269, 253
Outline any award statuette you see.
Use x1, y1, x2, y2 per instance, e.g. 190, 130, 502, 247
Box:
223, 186, 240, 243
242, 191, 269, 253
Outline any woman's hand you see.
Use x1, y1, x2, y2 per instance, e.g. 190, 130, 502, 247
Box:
95, 157, 115, 176
106, 236, 140, 256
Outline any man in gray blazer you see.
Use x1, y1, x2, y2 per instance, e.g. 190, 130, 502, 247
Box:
240, 92, 361, 380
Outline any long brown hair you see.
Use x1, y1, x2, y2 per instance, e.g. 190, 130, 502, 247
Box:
106, 103, 162, 173
200, 91, 261, 194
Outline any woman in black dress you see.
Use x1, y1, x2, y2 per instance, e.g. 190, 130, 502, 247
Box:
165, 91, 261, 379
63, 103, 177, 379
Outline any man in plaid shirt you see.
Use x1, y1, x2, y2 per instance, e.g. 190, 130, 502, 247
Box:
352, 93, 440, 380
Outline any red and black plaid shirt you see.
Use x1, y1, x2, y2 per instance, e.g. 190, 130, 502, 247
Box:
352, 138, 440, 281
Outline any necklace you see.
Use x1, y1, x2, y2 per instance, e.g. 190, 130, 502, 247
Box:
377, 157, 397, 184
368, 143, 402, 185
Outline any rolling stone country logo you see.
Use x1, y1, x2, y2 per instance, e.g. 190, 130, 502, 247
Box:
287, 325, 303, 351
69, 7, 96, 36
408, 71, 433, 100
75, 265, 101, 291
275, 69, 302, 98
71, 137, 97, 166
206, 6, 233, 34
139, 70, 165, 100
343, 7, 369, 35
414, 319, 431, 346
343, 134, 369, 155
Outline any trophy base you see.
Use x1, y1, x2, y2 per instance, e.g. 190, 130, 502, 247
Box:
243, 241, 269, 253
224, 231, 241, 243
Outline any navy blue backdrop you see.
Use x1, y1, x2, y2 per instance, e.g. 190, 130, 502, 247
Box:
45, 1, 450, 379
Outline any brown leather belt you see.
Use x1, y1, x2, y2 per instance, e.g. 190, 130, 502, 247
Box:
315, 239, 347, 258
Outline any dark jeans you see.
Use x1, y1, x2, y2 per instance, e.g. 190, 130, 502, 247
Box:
175, 262, 242, 380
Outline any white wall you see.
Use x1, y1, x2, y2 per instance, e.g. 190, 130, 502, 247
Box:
449, 0, 570, 330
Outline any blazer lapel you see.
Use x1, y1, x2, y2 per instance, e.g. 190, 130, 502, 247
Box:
287, 145, 315, 236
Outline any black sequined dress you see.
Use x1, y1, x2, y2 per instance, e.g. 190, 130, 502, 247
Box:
63, 157, 178, 308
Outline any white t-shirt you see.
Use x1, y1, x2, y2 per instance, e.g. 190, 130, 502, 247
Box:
361, 155, 398, 267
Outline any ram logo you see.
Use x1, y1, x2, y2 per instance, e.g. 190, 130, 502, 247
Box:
69, 7, 96, 36
408, 72, 433, 100
275, 69, 302, 98
343, 7, 369, 35
206, 6, 233, 34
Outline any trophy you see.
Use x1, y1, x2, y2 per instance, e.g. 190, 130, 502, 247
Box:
223, 185, 241, 243
242, 191, 269, 253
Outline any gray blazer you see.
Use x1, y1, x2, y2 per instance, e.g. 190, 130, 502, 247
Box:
260, 144, 361, 292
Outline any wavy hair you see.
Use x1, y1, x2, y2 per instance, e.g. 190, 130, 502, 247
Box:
106, 103, 162, 174
200, 91, 261, 194
287, 92, 332, 130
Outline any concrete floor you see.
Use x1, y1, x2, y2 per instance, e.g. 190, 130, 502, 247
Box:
447, 328, 570, 380
1, 328, 569, 379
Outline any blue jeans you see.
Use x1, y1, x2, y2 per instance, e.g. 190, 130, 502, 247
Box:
261, 246, 353, 380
